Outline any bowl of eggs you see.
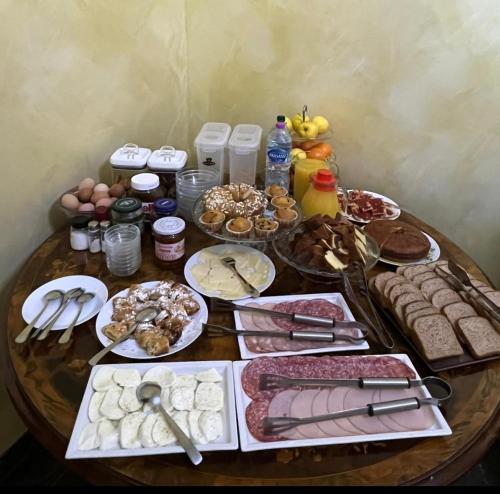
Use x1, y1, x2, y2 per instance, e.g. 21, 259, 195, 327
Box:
60, 177, 126, 217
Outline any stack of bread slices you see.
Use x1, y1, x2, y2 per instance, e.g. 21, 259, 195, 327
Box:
370, 261, 500, 361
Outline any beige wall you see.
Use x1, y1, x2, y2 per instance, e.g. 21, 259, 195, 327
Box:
0, 0, 499, 447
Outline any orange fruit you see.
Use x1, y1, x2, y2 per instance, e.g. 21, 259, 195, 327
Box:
301, 140, 320, 151
314, 142, 333, 157
306, 147, 329, 160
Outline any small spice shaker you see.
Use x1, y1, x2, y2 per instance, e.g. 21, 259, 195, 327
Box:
88, 220, 101, 253
70, 216, 90, 251
100, 220, 111, 253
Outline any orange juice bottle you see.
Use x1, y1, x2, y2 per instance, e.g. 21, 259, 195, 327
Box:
293, 158, 329, 203
300, 168, 340, 218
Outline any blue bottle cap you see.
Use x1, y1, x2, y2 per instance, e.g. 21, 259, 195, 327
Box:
153, 198, 177, 214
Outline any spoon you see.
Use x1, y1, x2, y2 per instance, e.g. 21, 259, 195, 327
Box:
58, 292, 95, 345
220, 256, 260, 298
34, 288, 85, 341
88, 307, 159, 366
15, 289, 65, 344
136, 382, 203, 466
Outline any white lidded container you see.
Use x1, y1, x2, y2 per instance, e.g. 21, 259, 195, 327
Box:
147, 145, 187, 172
227, 124, 262, 185
194, 122, 231, 184
109, 143, 151, 170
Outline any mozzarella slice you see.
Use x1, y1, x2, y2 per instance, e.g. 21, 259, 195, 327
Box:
172, 410, 190, 438
171, 386, 195, 411
161, 387, 173, 412
142, 366, 176, 387
139, 413, 159, 448
100, 388, 126, 420
199, 411, 223, 442
194, 382, 224, 411
78, 422, 100, 450
188, 410, 207, 445
173, 374, 197, 389
195, 368, 223, 383
88, 391, 105, 422
119, 411, 145, 449
97, 419, 119, 450
152, 414, 176, 446
118, 386, 142, 413
113, 369, 141, 387
93, 367, 118, 391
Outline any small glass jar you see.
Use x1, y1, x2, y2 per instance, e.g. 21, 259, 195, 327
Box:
70, 216, 90, 251
153, 198, 177, 220
88, 220, 101, 253
99, 220, 111, 253
111, 197, 144, 233
129, 173, 165, 222
152, 217, 186, 265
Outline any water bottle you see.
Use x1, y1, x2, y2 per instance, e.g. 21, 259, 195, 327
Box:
265, 115, 292, 191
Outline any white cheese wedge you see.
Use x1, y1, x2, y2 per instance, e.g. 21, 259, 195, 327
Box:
152, 414, 176, 446
119, 411, 145, 449
188, 409, 207, 445
198, 411, 223, 442
78, 422, 100, 451
139, 413, 159, 448
97, 419, 119, 450
88, 391, 105, 422
113, 369, 141, 387
118, 386, 142, 413
100, 388, 126, 420
142, 366, 176, 388
173, 374, 197, 389
195, 368, 223, 383
171, 386, 195, 411
92, 367, 118, 391
194, 382, 224, 411
172, 410, 190, 438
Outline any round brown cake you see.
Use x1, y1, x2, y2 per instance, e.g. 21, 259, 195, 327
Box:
364, 219, 431, 261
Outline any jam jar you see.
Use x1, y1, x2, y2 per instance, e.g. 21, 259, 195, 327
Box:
111, 197, 145, 233
152, 217, 186, 265
153, 198, 177, 220
129, 173, 165, 222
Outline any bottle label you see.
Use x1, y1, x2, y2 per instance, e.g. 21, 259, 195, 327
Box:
267, 148, 289, 163
155, 239, 185, 261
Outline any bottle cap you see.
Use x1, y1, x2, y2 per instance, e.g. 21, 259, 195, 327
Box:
311, 169, 336, 192
154, 198, 177, 215
277, 115, 286, 122
71, 216, 90, 229
88, 220, 99, 231
100, 220, 111, 229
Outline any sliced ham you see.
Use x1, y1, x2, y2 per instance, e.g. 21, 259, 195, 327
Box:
311, 389, 346, 437
327, 387, 361, 435
286, 389, 325, 439
268, 389, 305, 440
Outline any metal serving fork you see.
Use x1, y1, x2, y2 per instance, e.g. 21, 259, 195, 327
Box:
220, 257, 260, 298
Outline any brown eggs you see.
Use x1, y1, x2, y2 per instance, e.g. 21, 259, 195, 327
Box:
109, 183, 125, 198
61, 193, 80, 211
95, 197, 114, 209
94, 183, 109, 194
91, 191, 109, 204
78, 202, 95, 213
78, 177, 96, 191
78, 187, 93, 203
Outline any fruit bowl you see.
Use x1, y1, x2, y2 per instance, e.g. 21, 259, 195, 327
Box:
59, 187, 95, 219
291, 127, 334, 147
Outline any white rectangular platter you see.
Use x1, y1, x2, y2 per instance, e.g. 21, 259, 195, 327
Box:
66, 360, 238, 459
234, 292, 369, 360
232, 354, 452, 452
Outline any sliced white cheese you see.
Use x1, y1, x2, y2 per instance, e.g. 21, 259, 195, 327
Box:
161, 387, 173, 412
198, 411, 223, 442
325, 250, 348, 270
97, 419, 119, 450
172, 410, 190, 438
88, 391, 105, 423
194, 382, 224, 411
92, 367, 118, 391
170, 386, 195, 411
119, 411, 145, 449
152, 414, 176, 446
118, 386, 142, 413
139, 413, 159, 448
173, 374, 197, 389
78, 422, 100, 451
100, 388, 126, 420
188, 409, 207, 445
113, 369, 141, 387
142, 366, 176, 388
195, 368, 223, 383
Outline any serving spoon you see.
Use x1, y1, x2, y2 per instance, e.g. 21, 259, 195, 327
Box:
58, 292, 95, 344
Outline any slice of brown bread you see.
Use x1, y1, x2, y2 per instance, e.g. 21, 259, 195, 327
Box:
388, 283, 421, 305
412, 315, 464, 360
383, 275, 407, 301
485, 291, 500, 308
411, 271, 438, 288
406, 307, 440, 329
374, 272, 400, 297
396, 266, 410, 276
394, 292, 425, 321
403, 265, 434, 281
427, 260, 448, 270
470, 279, 490, 289
421, 278, 450, 300
477, 285, 495, 294
442, 302, 478, 328
431, 288, 463, 310
456, 316, 500, 358
403, 300, 434, 319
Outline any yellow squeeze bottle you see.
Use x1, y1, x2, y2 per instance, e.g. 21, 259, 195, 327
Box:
301, 168, 340, 218
293, 158, 329, 203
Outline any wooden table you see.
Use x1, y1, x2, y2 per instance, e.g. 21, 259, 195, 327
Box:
3, 212, 499, 485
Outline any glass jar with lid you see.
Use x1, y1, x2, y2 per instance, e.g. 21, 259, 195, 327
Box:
111, 197, 144, 233
152, 217, 186, 266
70, 216, 90, 251
129, 173, 165, 222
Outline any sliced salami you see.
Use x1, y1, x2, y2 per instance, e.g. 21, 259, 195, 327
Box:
245, 397, 282, 442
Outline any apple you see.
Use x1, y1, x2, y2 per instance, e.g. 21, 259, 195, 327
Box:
297, 121, 319, 138
284, 117, 293, 132
291, 148, 307, 161
291, 112, 310, 132
312, 115, 329, 134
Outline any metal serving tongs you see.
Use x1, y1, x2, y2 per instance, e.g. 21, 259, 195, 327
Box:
341, 267, 395, 349
262, 376, 452, 435
203, 323, 368, 345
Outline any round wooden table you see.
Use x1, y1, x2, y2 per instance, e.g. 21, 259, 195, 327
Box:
3, 212, 499, 485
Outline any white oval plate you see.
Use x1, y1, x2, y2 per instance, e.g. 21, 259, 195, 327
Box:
21, 275, 108, 331
378, 231, 441, 267
184, 244, 276, 301
340, 190, 401, 223
95, 281, 208, 359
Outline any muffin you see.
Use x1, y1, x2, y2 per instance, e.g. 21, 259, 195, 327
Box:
254, 217, 279, 238
271, 196, 296, 209
199, 210, 225, 232
265, 184, 288, 199
226, 216, 253, 238
273, 207, 298, 227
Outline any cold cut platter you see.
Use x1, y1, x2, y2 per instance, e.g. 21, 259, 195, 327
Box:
232, 355, 451, 452
233, 293, 369, 359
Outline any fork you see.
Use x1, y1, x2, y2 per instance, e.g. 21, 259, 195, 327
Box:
220, 257, 260, 298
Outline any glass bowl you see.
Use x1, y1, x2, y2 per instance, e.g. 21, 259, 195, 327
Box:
59, 187, 96, 219
272, 220, 380, 282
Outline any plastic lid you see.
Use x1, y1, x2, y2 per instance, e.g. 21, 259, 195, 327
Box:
131, 173, 160, 191
277, 115, 286, 122
311, 169, 336, 192
154, 198, 177, 214
148, 146, 187, 171
112, 197, 142, 213
153, 216, 185, 236
194, 122, 232, 148
110, 143, 152, 169
228, 124, 262, 151
71, 216, 90, 229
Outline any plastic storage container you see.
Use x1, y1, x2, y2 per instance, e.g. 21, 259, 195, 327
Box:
110, 143, 151, 170
227, 124, 262, 185
194, 122, 231, 184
